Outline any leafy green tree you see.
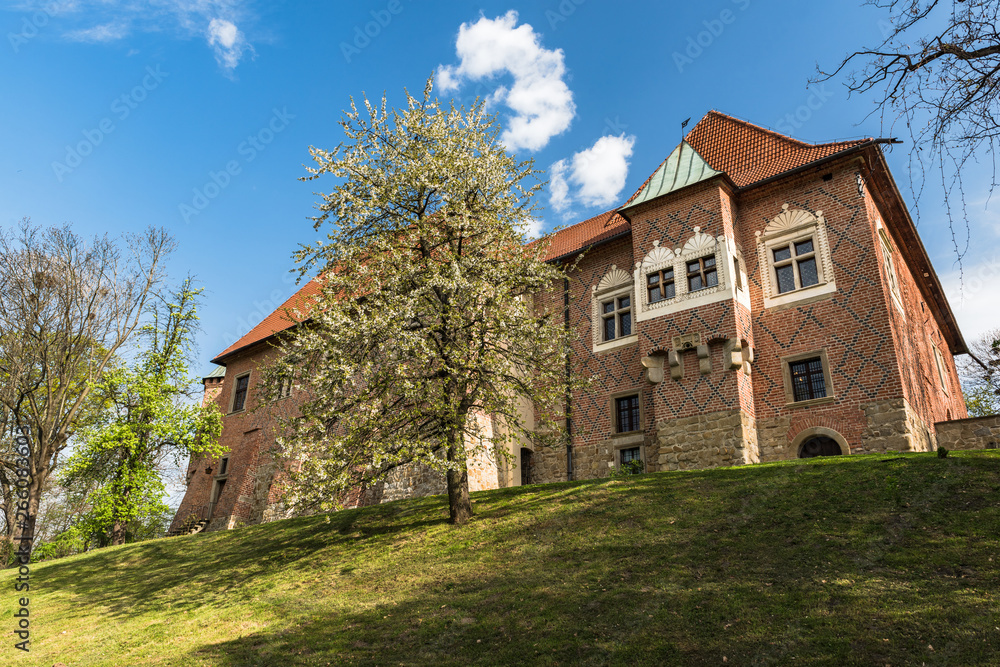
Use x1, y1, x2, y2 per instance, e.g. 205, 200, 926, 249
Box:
0, 220, 173, 560
959, 328, 1000, 417
269, 77, 580, 525
63, 280, 224, 546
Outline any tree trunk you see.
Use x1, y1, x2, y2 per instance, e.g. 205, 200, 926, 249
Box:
445, 429, 473, 525
11, 470, 44, 565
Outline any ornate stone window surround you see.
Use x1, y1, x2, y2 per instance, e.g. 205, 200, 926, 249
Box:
634, 227, 745, 322
756, 205, 837, 310
591, 266, 638, 353
779, 349, 836, 408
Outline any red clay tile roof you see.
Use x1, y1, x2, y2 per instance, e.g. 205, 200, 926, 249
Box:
212, 278, 322, 364
540, 209, 630, 262
214, 111, 875, 364
684, 110, 871, 187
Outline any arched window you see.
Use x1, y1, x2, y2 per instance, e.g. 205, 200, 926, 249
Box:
798, 436, 843, 458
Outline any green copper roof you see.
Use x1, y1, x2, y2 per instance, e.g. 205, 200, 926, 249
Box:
620, 142, 722, 213
203, 365, 226, 380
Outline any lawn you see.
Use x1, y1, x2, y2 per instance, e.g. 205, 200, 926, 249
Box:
6, 450, 1000, 665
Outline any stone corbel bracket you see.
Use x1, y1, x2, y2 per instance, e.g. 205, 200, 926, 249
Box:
723, 338, 754, 374
641, 354, 665, 384
697, 344, 711, 375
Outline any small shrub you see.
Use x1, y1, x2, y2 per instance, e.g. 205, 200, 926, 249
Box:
938, 446, 949, 459
611, 459, 645, 479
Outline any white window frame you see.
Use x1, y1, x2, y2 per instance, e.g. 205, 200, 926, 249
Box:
756, 205, 837, 310
932, 343, 949, 394
877, 221, 905, 316
634, 228, 744, 322
592, 266, 638, 353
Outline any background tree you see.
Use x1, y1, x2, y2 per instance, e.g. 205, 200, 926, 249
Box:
62, 279, 224, 546
269, 78, 580, 525
959, 328, 1000, 416
0, 219, 173, 559
818, 0, 1000, 266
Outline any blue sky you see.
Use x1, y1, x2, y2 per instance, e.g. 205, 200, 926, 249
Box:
2, 0, 998, 378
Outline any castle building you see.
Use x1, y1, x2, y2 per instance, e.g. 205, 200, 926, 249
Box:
172, 112, 969, 533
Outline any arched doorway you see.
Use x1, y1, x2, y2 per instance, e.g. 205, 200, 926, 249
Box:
798, 436, 843, 458
520, 448, 534, 486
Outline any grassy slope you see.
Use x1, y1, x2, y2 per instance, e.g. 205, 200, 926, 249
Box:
7, 451, 1000, 666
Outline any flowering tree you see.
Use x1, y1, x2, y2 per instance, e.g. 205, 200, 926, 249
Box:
63, 280, 224, 546
269, 77, 578, 525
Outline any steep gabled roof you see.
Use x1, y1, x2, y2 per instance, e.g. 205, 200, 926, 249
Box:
684, 110, 871, 188
619, 142, 722, 214
212, 278, 321, 364
540, 209, 630, 262
213, 112, 947, 364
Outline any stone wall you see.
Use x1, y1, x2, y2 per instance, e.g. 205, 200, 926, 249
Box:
655, 409, 757, 471
934, 415, 1000, 450
861, 398, 935, 453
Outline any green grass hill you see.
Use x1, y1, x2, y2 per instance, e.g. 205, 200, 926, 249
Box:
6, 451, 1000, 666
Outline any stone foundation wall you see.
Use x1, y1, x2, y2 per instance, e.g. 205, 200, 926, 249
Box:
376, 462, 448, 503
656, 409, 757, 471
934, 415, 1000, 450
861, 398, 935, 453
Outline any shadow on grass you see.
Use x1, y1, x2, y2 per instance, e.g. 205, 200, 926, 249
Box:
33, 451, 1000, 666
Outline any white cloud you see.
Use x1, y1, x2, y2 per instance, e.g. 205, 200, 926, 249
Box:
207, 18, 248, 71
940, 255, 1000, 346
437, 11, 575, 152
65, 21, 129, 43
549, 134, 636, 215
549, 159, 570, 212
15, 1, 254, 72
518, 217, 545, 240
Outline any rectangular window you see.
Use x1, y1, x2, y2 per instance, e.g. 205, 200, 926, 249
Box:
932, 344, 949, 393
602, 295, 632, 341
881, 235, 901, 299
789, 357, 827, 402
772, 237, 819, 294
733, 258, 743, 291
277, 373, 293, 398
647, 268, 675, 303
218, 457, 229, 476
687, 256, 718, 292
231, 373, 250, 412
620, 446, 641, 464
615, 394, 641, 433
